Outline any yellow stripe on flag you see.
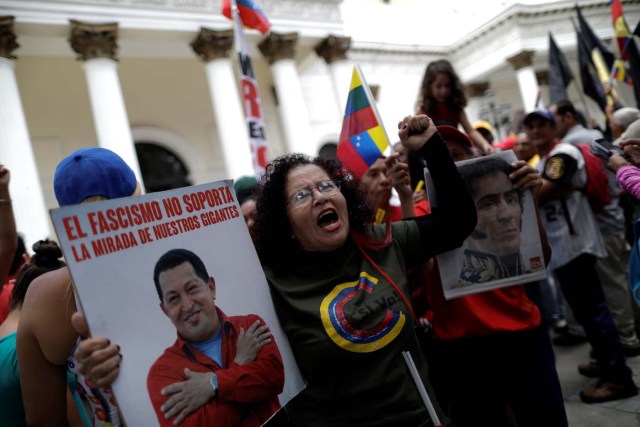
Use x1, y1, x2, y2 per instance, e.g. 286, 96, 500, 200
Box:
368, 125, 390, 153
350, 68, 363, 91
615, 17, 631, 37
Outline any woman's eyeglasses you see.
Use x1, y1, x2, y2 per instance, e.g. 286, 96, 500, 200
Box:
288, 180, 341, 207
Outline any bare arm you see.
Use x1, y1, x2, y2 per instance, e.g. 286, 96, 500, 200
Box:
17, 268, 79, 426
460, 111, 495, 154
0, 165, 16, 286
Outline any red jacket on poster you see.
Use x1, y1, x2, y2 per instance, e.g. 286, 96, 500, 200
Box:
147, 310, 284, 427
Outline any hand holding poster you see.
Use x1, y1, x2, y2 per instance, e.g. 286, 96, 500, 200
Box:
51, 181, 304, 426
425, 150, 547, 299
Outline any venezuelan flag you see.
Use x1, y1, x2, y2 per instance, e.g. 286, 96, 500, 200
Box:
337, 66, 390, 179
222, 0, 270, 34
612, 59, 633, 85
611, 0, 632, 60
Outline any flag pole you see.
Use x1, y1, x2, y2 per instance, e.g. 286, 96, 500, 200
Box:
402, 351, 442, 427
229, 0, 270, 177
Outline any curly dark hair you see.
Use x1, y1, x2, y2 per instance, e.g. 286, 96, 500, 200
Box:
253, 154, 372, 267
416, 59, 467, 115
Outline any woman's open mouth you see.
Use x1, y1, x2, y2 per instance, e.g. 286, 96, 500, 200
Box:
317, 209, 340, 231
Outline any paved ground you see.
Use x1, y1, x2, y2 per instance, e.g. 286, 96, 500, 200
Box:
554, 341, 640, 426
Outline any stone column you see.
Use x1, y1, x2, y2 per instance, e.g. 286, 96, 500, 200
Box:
535, 70, 549, 108
315, 35, 352, 115
69, 20, 143, 185
0, 16, 50, 247
507, 50, 540, 113
465, 82, 490, 125
191, 28, 253, 179
259, 32, 313, 155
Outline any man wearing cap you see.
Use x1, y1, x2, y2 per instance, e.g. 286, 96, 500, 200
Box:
436, 125, 475, 162
473, 120, 495, 146
147, 248, 284, 427
525, 108, 638, 403
17, 147, 139, 426
355, 153, 418, 223
550, 100, 640, 358
414, 125, 568, 426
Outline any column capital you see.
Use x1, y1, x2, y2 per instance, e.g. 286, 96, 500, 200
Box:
536, 70, 549, 86
0, 16, 19, 60
191, 28, 234, 62
314, 35, 351, 64
466, 82, 490, 98
507, 50, 535, 71
69, 19, 119, 61
258, 32, 299, 65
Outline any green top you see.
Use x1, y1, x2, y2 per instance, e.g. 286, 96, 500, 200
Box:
265, 221, 444, 427
0, 332, 27, 427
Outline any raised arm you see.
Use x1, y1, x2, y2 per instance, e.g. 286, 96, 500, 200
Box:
385, 153, 415, 219
398, 115, 477, 258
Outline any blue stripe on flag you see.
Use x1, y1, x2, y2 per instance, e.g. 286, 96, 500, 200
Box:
349, 131, 383, 166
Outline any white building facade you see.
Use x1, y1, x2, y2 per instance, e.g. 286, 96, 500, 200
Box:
1, 0, 638, 246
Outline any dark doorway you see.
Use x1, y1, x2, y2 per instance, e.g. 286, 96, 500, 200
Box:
135, 142, 192, 193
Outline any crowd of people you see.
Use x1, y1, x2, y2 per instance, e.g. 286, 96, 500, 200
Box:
2, 57, 640, 427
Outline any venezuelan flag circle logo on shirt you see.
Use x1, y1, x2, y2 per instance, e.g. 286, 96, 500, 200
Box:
320, 272, 405, 353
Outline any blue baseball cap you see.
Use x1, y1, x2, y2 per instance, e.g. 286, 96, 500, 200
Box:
524, 108, 556, 126
54, 147, 137, 206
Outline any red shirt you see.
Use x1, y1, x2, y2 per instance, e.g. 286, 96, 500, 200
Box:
414, 199, 430, 216
426, 103, 461, 128
421, 262, 541, 340
147, 310, 284, 427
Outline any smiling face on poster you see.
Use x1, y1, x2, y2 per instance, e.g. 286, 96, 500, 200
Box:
425, 151, 547, 299
50, 180, 304, 426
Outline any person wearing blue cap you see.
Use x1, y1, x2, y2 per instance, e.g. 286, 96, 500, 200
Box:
525, 108, 638, 403
17, 147, 140, 426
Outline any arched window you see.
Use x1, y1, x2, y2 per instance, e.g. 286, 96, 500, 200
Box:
135, 142, 192, 193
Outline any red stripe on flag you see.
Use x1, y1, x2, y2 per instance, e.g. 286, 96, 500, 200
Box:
339, 107, 378, 142
221, 0, 270, 34
337, 139, 369, 179
612, 0, 624, 22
